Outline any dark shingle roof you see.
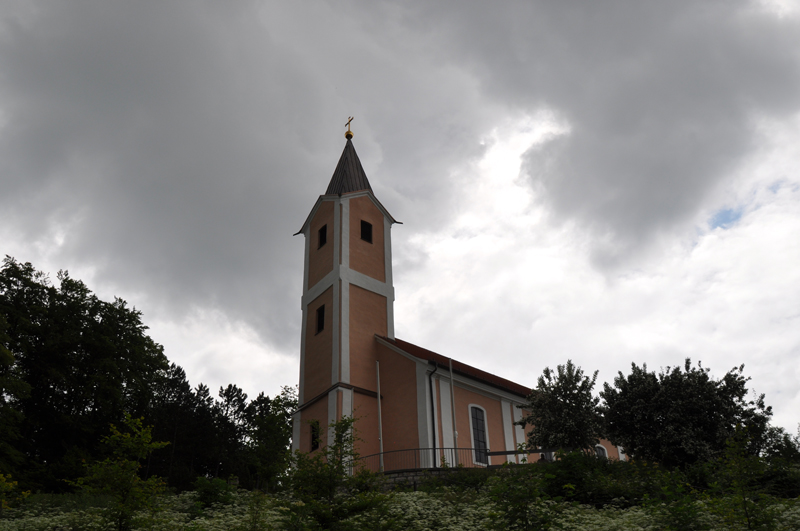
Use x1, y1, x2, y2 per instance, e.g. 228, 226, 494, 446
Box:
325, 139, 372, 195
377, 336, 532, 398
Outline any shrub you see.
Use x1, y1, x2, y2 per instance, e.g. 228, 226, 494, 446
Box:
192, 477, 236, 508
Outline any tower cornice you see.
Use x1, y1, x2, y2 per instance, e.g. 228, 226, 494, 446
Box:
294, 190, 400, 237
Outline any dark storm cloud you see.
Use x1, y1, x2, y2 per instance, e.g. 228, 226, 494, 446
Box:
392, 1, 800, 265
0, 1, 493, 353
0, 1, 321, 350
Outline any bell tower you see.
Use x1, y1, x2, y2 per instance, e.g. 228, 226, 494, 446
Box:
292, 125, 399, 454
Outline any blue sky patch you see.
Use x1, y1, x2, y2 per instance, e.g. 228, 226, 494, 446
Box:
709, 207, 743, 229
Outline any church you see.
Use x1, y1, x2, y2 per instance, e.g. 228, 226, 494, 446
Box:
291, 125, 623, 470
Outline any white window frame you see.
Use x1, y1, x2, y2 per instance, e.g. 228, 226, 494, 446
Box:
595, 444, 608, 458
468, 404, 490, 467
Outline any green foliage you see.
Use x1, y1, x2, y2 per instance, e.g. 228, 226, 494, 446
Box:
0, 257, 169, 490
706, 429, 782, 530
245, 386, 298, 492
3, 466, 800, 530
0, 314, 30, 475
643, 472, 711, 530
0, 473, 30, 517
601, 359, 773, 468
518, 360, 603, 452
192, 476, 236, 508
487, 464, 562, 531
1, 257, 298, 493
418, 467, 494, 494
72, 414, 169, 531
284, 416, 386, 530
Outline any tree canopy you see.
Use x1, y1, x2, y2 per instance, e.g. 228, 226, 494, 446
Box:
0, 257, 169, 489
0, 257, 296, 492
518, 359, 603, 452
601, 359, 773, 468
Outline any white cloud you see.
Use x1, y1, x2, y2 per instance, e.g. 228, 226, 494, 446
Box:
395, 112, 800, 432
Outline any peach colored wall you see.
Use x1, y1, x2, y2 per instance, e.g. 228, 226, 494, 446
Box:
376, 343, 419, 455
304, 287, 333, 400
349, 196, 385, 282
453, 385, 507, 466
353, 392, 380, 461
298, 398, 328, 454
308, 201, 334, 288
348, 285, 387, 390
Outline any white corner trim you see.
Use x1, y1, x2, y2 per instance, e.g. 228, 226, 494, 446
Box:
439, 379, 454, 448
327, 389, 337, 447
291, 411, 301, 452
331, 280, 340, 384
332, 196, 341, 268
416, 361, 430, 451
299, 307, 307, 403
513, 404, 525, 461
501, 399, 515, 463
302, 227, 310, 294
341, 198, 349, 268
340, 280, 349, 383
342, 387, 353, 418
384, 216, 395, 339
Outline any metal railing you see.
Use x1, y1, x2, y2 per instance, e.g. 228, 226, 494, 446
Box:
352, 447, 494, 473
349, 447, 573, 473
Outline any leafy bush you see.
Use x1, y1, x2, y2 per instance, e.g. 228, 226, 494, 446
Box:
192, 477, 236, 509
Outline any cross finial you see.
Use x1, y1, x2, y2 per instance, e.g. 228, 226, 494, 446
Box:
345, 117, 354, 139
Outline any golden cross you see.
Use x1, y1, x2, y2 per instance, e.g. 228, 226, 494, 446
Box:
346, 116, 354, 133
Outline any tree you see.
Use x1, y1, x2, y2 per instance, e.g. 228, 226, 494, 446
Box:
518, 360, 603, 452
0, 257, 168, 490
245, 386, 297, 491
73, 414, 168, 531
0, 314, 30, 475
286, 416, 384, 529
601, 359, 773, 468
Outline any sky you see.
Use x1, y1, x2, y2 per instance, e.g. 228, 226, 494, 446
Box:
1, 0, 799, 433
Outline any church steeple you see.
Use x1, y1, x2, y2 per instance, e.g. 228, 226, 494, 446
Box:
325, 139, 373, 195
293, 128, 399, 456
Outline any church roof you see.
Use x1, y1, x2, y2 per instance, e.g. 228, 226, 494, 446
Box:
378, 336, 532, 398
325, 138, 372, 195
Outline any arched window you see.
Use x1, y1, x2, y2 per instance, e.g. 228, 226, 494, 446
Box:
470, 406, 488, 465
595, 444, 607, 458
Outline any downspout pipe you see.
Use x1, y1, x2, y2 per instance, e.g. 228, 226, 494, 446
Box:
428, 361, 439, 467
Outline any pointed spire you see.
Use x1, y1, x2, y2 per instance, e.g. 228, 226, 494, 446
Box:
325, 138, 372, 195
